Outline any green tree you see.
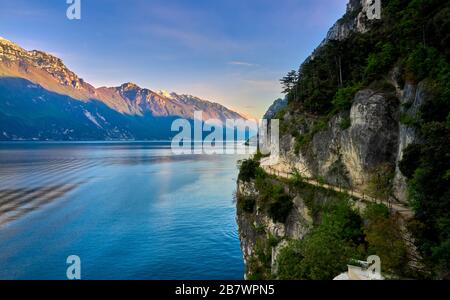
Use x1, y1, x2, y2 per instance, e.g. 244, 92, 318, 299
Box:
332, 83, 362, 112
366, 163, 395, 202
280, 70, 298, 101
277, 198, 363, 279
238, 158, 260, 182
363, 204, 409, 275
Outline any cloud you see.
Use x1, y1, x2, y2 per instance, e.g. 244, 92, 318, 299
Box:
243, 79, 280, 92
143, 25, 242, 53
228, 61, 258, 67
0, 0, 51, 19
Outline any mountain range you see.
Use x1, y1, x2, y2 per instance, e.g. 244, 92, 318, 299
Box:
0, 37, 245, 141
263, 97, 287, 120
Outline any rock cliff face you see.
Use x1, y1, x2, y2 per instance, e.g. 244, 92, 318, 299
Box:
392, 82, 427, 202
269, 80, 427, 203
236, 0, 429, 279
263, 98, 287, 120
278, 89, 398, 186
236, 176, 373, 279
236, 180, 313, 279
237, 82, 426, 278
316, 0, 368, 53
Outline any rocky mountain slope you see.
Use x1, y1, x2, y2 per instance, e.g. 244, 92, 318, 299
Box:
236, 0, 450, 280
0, 37, 244, 140
263, 98, 287, 120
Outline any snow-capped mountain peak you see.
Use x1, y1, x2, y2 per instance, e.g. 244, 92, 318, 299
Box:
157, 90, 174, 99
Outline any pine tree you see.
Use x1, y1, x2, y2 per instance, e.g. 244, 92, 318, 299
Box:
280, 70, 298, 101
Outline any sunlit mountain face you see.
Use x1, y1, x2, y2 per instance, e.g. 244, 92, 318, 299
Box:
0, 37, 245, 141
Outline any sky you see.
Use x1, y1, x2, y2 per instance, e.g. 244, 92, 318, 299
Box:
0, 0, 348, 118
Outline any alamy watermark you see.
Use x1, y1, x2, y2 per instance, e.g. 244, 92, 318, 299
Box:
66, 255, 81, 280
66, 0, 81, 20
348, 255, 383, 280
364, 0, 382, 20
65, 0, 381, 21
170, 111, 280, 166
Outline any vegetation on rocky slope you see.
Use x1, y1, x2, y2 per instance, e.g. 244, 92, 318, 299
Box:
277, 0, 450, 279
239, 0, 449, 279
238, 157, 411, 279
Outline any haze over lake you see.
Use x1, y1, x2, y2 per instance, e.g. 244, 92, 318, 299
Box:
0, 142, 245, 279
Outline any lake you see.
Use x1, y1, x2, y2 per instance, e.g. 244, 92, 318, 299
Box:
0, 142, 245, 279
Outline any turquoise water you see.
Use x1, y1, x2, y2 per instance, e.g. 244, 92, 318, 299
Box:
0, 142, 245, 279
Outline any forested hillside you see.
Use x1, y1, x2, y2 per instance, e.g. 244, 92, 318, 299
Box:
237, 0, 450, 280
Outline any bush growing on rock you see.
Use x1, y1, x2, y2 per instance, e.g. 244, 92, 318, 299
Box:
277, 198, 364, 280
238, 158, 260, 182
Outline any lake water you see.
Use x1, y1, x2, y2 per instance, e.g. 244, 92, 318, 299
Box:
0, 142, 245, 279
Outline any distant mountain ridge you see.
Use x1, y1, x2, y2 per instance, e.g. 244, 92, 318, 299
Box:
263, 97, 287, 120
0, 37, 245, 140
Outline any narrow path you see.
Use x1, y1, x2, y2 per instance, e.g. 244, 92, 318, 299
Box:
261, 165, 414, 220
261, 165, 423, 269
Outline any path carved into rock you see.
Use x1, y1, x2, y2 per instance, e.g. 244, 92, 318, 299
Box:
261, 165, 414, 220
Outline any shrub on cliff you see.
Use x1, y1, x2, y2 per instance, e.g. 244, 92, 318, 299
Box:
255, 176, 294, 224
405, 45, 440, 82
364, 42, 397, 81
365, 163, 395, 201
277, 221, 358, 280
332, 83, 363, 112
401, 122, 450, 278
238, 196, 256, 213
238, 158, 260, 182
277, 198, 364, 280
363, 203, 409, 276
268, 194, 293, 224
